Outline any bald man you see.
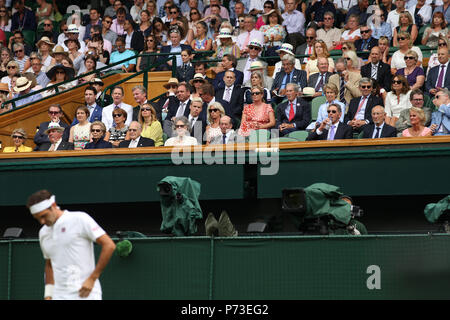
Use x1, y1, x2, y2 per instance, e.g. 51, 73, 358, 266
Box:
361, 105, 397, 138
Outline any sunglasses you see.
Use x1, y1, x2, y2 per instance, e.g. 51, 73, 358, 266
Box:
393, 80, 403, 84
56, 70, 65, 74
7, 66, 16, 69
360, 30, 370, 34
209, 109, 219, 113
404, 56, 415, 60
12, 135, 24, 139
104, 20, 112, 24
324, 17, 333, 20
264, 5, 272, 8
147, 39, 154, 42
191, 11, 199, 15
0, 10, 6, 13
306, 36, 315, 40
61, 28, 68, 32
342, 47, 348, 50
91, 129, 102, 133
248, 46, 261, 50
327, 110, 337, 114
141, 108, 152, 111
397, 37, 407, 41
48, 111, 60, 115
251, 92, 262, 96
170, 11, 178, 14
14, 49, 23, 53
44, 23, 52, 26
164, 6, 171, 9
438, 43, 446, 47
345, 57, 351, 60
361, 85, 372, 89
175, 124, 186, 128
113, 114, 123, 117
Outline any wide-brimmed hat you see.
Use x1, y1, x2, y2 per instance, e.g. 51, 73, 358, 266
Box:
45, 122, 65, 134
263, 9, 283, 24
248, 39, 263, 49
64, 38, 81, 49
36, 36, 55, 49
50, 45, 69, 58
13, 77, 32, 92
90, 78, 104, 86
302, 87, 316, 96
189, 73, 206, 86
163, 77, 179, 89
276, 43, 294, 55
0, 82, 9, 93
247, 61, 265, 72
217, 28, 233, 39
46, 64, 75, 80
67, 24, 79, 33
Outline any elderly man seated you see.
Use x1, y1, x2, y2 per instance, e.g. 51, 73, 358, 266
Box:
361, 105, 397, 138
119, 121, 155, 148
36, 122, 74, 151
430, 88, 450, 136
34, 104, 70, 150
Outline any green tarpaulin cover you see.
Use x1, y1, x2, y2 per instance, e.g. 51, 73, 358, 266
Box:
424, 195, 450, 223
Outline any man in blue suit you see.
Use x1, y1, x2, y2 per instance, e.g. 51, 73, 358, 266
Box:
271, 54, 307, 105
212, 54, 244, 90
71, 86, 103, 126
430, 88, 450, 136
158, 27, 192, 71
425, 47, 450, 97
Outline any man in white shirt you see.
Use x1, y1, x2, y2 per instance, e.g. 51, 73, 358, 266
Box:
130, 0, 145, 24
282, 0, 306, 48
27, 189, 115, 300
102, 86, 133, 130
119, 121, 155, 147
236, 39, 268, 83
58, 24, 86, 53
236, 15, 264, 57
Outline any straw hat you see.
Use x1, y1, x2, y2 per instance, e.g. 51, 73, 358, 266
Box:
276, 43, 294, 55
163, 77, 179, 89
248, 39, 263, 49
189, 73, 206, 86
67, 24, 80, 33
302, 87, 316, 96
247, 61, 265, 72
36, 36, 55, 49
14, 77, 33, 93
217, 28, 233, 39
50, 45, 69, 58
263, 9, 283, 24
0, 82, 9, 93
45, 122, 65, 134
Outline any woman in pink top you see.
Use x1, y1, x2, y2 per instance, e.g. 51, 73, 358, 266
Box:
238, 85, 276, 137
402, 107, 432, 137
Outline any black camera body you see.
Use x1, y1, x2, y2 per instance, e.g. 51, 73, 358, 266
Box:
350, 205, 364, 218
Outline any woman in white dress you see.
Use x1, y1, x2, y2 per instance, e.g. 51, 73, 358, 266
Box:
390, 31, 423, 74
384, 75, 412, 127
69, 106, 91, 150
164, 116, 198, 146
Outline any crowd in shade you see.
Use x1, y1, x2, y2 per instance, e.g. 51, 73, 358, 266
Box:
0, 0, 449, 153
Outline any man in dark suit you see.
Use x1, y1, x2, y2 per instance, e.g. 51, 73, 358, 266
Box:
34, 104, 70, 151
295, 27, 316, 63
131, 85, 159, 121
354, 25, 378, 59
361, 105, 397, 138
360, 46, 391, 93
307, 57, 333, 97
11, 0, 36, 32
163, 82, 192, 137
425, 47, 450, 97
212, 54, 244, 90
344, 78, 384, 133
157, 27, 192, 71
37, 122, 74, 151
72, 86, 103, 126
194, 62, 214, 84
276, 83, 311, 136
306, 103, 353, 140
123, 17, 144, 53
271, 54, 307, 105
188, 97, 208, 144
215, 70, 245, 121
119, 121, 155, 148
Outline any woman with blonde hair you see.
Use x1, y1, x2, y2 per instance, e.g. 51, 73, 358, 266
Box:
376, 36, 392, 65
206, 101, 226, 144
305, 39, 335, 79
138, 103, 164, 146
342, 50, 360, 72
401, 107, 432, 137
3, 128, 32, 152
395, 50, 425, 91
393, 11, 418, 47
390, 31, 423, 74
384, 75, 412, 127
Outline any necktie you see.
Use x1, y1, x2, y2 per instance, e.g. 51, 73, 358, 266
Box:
436, 65, 445, 88
222, 134, 227, 144
49, 143, 56, 151
329, 125, 336, 140
315, 74, 324, 92
176, 102, 185, 117
225, 87, 231, 102
162, 99, 170, 112
282, 73, 291, 90
375, 126, 381, 138
354, 96, 367, 120
362, 40, 368, 50
243, 32, 251, 50
289, 102, 295, 121
339, 77, 345, 103
371, 64, 377, 79
189, 117, 194, 129
184, 64, 187, 71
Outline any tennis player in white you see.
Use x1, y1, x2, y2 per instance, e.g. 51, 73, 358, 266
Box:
27, 190, 116, 300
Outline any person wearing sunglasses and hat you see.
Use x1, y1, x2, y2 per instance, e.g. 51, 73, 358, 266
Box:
13, 76, 43, 107
58, 24, 87, 54
34, 104, 70, 150
36, 122, 74, 151
272, 43, 302, 79
3, 128, 32, 153
236, 38, 268, 84
42, 64, 75, 98
49, 45, 69, 65
189, 73, 206, 99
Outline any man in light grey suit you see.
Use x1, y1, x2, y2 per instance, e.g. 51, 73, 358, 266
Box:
210, 115, 242, 144
236, 38, 268, 84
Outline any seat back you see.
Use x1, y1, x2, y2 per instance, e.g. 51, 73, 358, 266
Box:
287, 130, 309, 141
249, 129, 271, 143
311, 96, 326, 121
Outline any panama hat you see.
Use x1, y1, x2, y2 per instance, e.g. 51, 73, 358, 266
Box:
276, 43, 294, 55
189, 73, 206, 86
45, 122, 65, 134
248, 38, 263, 49
67, 24, 80, 33
217, 28, 233, 39
46, 64, 75, 80
13, 77, 32, 92
302, 87, 316, 96
50, 45, 69, 58
163, 77, 179, 89
247, 61, 265, 72
263, 9, 283, 24
36, 36, 55, 49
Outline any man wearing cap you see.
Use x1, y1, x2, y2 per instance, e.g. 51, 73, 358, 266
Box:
34, 104, 70, 150
272, 43, 302, 79
236, 15, 265, 57
58, 24, 87, 54
26, 189, 115, 300
13, 76, 42, 108
11, 0, 36, 32
36, 122, 74, 151
236, 39, 268, 84
215, 70, 245, 121
213, 54, 244, 90
156, 77, 180, 122
102, 86, 133, 130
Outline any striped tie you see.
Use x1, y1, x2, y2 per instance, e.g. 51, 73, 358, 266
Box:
339, 77, 345, 104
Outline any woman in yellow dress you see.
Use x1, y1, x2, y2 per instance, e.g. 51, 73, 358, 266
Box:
138, 103, 164, 146
3, 128, 32, 152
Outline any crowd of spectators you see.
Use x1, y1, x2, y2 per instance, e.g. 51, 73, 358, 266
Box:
0, 0, 449, 152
